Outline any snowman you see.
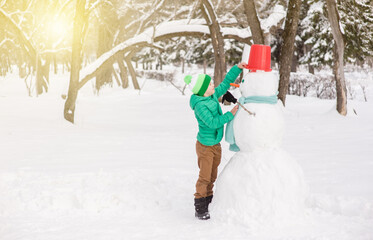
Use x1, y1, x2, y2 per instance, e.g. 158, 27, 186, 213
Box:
211, 45, 308, 228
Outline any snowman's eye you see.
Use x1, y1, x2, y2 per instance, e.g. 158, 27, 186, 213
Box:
242, 79, 245, 83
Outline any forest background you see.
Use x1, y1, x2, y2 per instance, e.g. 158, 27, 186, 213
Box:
0, 0, 372, 123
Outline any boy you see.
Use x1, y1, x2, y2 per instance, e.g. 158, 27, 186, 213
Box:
184, 63, 246, 220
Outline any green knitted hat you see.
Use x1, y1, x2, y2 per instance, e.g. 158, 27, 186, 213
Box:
184, 74, 211, 96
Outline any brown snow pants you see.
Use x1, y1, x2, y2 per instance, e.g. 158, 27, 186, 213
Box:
194, 141, 222, 199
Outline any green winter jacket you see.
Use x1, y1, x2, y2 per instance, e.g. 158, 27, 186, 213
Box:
190, 65, 242, 146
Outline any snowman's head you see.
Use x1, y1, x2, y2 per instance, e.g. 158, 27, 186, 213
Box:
240, 71, 279, 97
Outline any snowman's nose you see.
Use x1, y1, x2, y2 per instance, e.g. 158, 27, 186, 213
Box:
230, 83, 240, 88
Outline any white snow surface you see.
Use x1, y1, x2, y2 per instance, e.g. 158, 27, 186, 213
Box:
1, 67, 373, 239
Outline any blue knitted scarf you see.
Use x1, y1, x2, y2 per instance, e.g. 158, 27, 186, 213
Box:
225, 94, 278, 152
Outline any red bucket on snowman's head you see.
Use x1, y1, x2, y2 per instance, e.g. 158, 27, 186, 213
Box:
245, 44, 272, 72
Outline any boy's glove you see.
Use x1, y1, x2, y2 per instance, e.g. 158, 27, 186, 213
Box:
222, 91, 237, 104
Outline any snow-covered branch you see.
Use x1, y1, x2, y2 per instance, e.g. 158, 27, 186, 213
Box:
78, 19, 252, 89
87, 0, 112, 15
154, 19, 251, 40
87, 0, 102, 12
40, 47, 72, 55
260, 5, 286, 33
0, 8, 36, 60
56, 0, 74, 18
0, 38, 15, 48
124, 0, 167, 36
187, 0, 201, 24
17, 0, 34, 26
0, 0, 6, 8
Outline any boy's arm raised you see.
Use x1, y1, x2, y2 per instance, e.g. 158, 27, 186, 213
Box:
214, 65, 242, 98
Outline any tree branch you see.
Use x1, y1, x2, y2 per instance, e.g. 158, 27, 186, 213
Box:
78, 21, 251, 89
0, 38, 14, 48
0, 0, 7, 8
0, 8, 37, 64
123, 0, 167, 36
187, 0, 201, 24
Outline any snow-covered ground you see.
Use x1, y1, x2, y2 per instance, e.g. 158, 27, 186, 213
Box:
0, 69, 373, 239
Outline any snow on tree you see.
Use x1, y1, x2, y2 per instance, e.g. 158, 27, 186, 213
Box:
338, 0, 373, 65
300, 0, 334, 68
78, 19, 252, 88
300, 0, 373, 68
0, 0, 74, 95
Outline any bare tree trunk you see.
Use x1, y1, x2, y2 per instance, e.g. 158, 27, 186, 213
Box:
35, 54, 43, 95
304, 44, 315, 74
53, 54, 58, 74
0, 8, 49, 95
181, 57, 185, 74
278, 0, 301, 105
291, 52, 298, 72
308, 63, 315, 74
116, 56, 129, 88
326, 0, 347, 115
200, 0, 226, 85
96, 24, 113, 91
203, 58, 207, 74
360, 84, 367, 102
243, 0, 264, 44
35, 54, 49, 96
64, 0, 86, 123
125, 54, 140, 90
112, 67, 121, 86
44, 53, 51, 83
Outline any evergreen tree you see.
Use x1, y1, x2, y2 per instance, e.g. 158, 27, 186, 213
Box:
299, 0, 373, 68
338, 0, 373, 65
300, 0, 334, 68
224, 39, 244, 66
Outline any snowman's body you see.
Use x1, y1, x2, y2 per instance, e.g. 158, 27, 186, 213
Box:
211, 71, 308, 227
234, 72, 284, 151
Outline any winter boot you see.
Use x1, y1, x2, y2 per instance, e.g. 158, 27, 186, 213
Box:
206, 195, 213, 208
194, 197, 210, 220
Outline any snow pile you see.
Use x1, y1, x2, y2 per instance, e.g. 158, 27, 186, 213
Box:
0, 170, 176, 217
